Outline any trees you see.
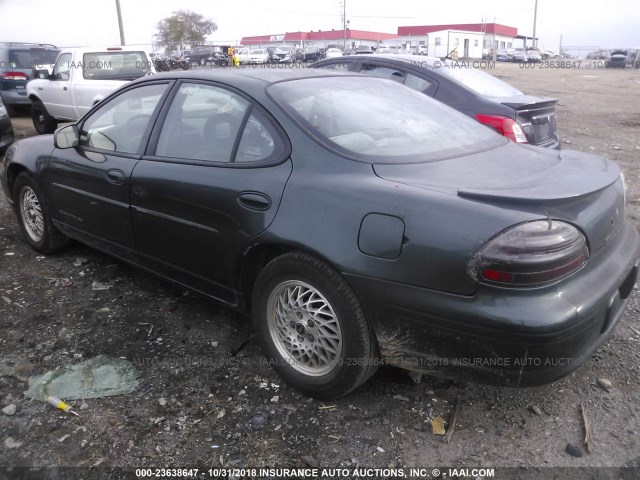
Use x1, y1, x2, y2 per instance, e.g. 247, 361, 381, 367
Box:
155, 10, 217, 51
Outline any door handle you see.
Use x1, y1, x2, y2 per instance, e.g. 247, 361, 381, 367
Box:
63, 86, 68, 91
237, 191, 271, 211
105, 169, 126, 185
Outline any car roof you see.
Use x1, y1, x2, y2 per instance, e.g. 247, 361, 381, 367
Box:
0, 42, 58, 49
132, 67, 358, 87
318, 53, 462, 68
58, 46, 150, 54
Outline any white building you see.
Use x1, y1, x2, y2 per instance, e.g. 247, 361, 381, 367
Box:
397, 23, 518, 58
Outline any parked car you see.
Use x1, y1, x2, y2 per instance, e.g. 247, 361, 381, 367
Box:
0, 42, 60, 114
266, 47, 277, 63
495, 50, 512, 62
511, 48, 528, 62
355, 46, 374, 54
189, 46, 223, 66
26, 46, 155, 134
2, 69, 638, 398
324, 48, 344, 59
303, 47, 324, 62
413, 45, 429, 56
247, 49, 270, 64
0, 94, 14, 154
376, 47, 394, 54
606, 50, 628, 68
526, 48, 543, 62
312, 54, 561, 148
271, 46, 295, 63
235, 48, 251, 65
586, 49, 610, 60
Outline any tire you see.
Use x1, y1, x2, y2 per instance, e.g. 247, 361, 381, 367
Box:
31, 100, 58, 134
252, 252, 379, 399
13, 173, 69, 253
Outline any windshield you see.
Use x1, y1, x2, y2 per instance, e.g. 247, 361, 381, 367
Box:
269, 77, 504, 163
8, 48, 59, 69
275, 47, 292, 53
82, 51, 151, 80
438, 66, 524, 97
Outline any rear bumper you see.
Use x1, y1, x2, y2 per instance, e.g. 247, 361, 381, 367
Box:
345, 221, 640, 387
0, 89, 30, 106
536, 134, 561, 149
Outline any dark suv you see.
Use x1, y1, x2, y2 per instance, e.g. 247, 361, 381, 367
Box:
189, 46, 225, 66
0, 42, 59, 114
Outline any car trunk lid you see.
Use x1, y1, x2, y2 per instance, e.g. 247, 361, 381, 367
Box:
373, 143, 624, 256
498, 96, 558, 146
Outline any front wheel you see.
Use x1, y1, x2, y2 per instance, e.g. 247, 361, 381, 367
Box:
13, 173, 69, 253
31, 100, 58, 134
252, 253, 379, 399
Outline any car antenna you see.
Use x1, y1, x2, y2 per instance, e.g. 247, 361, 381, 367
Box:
440, 47, 457, 63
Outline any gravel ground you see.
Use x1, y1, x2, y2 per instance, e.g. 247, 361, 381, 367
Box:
1, 63, 640, 478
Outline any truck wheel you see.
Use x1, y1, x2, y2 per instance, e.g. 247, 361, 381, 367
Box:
31, 100, 58, 134
252, 252, 379, 399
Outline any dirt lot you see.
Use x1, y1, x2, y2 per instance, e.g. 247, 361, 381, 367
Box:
1, 63, 640, 478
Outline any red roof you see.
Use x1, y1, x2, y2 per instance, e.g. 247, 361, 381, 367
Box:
242, 29, 397, 45
398, 23, 517, 37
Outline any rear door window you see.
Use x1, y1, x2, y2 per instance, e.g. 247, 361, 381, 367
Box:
404, 73, 437, 95
155, 82, 286, 164
359, 63, 406, 83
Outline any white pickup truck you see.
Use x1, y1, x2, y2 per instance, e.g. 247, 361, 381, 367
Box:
27, 46, 155, 133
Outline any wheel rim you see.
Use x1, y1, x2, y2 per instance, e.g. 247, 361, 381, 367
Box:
267, 280, 343, 376
20, 186, 44, 242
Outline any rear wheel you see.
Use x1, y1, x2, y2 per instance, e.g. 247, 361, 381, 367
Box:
31, 100, 57, 134
253, 253, 379, 399
13, 173, 69, 253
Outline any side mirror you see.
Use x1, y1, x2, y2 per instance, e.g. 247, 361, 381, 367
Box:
54, 124, 79, 149
35, 69, 50, 79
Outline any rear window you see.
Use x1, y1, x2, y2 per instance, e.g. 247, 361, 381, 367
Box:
438, 66, 523, 97
82, 51, 151, 80
269, 76, 504, 163
7, 48, 59, 69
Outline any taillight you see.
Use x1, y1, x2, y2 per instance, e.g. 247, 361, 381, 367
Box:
475, 114, 528, 143
2, 72, 28, 81
468, 220, 588, 287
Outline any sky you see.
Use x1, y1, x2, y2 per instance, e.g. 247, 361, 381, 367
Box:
0, 0, 639, 51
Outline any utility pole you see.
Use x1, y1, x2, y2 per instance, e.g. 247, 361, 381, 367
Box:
342, 0, 347, 51
532, 0, 538, 48
559, 34, 562, 58
492, 17, 496, 63
115, 0, 126, 46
